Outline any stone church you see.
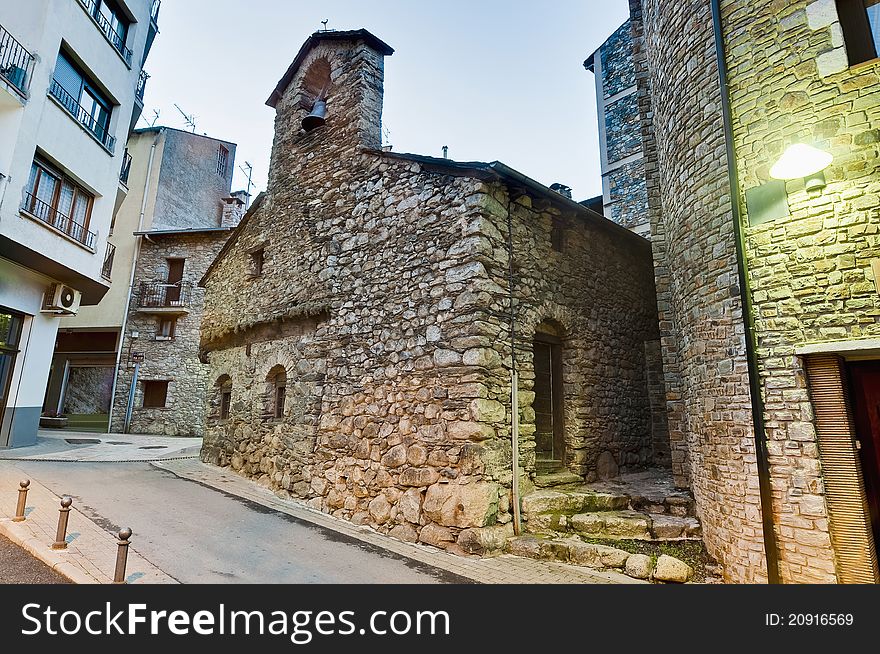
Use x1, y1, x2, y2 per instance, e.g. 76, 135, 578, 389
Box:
198, 29, 664, 549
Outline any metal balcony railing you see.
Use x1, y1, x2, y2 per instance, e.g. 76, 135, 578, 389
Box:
49, 79, 116, 152
120, 149, 132, 185
78, 0, 133, 65
136, 69, 149, 103
102, 242, 116, 280
150, 0, 161, 25
0, 22, 35, 96
138, 281, 192, 309
22, 191, 97, 250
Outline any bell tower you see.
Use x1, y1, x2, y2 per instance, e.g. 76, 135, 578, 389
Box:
266, 29, 394, 171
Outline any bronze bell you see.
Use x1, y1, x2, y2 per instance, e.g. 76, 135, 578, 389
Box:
302, 99, 327, 132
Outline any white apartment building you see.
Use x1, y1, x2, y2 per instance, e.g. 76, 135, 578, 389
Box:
0, 0, 160, 448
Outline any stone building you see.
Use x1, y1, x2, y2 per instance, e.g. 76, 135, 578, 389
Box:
199, 29, 664, 548
108, 129, 246, 436
598, 0, 880, 583
583, 20, 650, 237
44, 126, 246, 437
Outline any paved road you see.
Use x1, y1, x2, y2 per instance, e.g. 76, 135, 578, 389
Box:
13, 462, 462, 584
0, 533, 69, 584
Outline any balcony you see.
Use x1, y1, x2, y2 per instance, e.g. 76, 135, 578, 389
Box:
136, 281, 192, 314
102, 242, 116, 280
49, 79, 116, 153
77, 0, 133, 66
151, 0, 161, 26
21, 191, 97, 251
136, 69, 149, 103
119, 149, 132, 185
0, 22, 36, 98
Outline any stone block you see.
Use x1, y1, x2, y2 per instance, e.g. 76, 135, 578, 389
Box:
423, 481, 499, 528
625, 553, 653, 579
653, 555, 693, 583
418, 523, 455, 548
399, 467, 441, 487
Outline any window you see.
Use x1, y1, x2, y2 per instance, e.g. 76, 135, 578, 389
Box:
23, 159, 95, 245
217, 145, 229, 177
216, 376, 232, 420
266, 365, 287, 420
96, 0, 128, 50
551, 218, 565, 252
249, 248, 264, 277
142, 380, 169, 408
51, 51, 114, 150
156, 318, 176, 340
837, 0, 880, 65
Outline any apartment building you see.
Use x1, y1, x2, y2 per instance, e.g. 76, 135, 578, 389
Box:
0, 0, 160, 448
42, 126, 244, 436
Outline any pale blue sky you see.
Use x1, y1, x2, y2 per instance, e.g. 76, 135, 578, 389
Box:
142, 0, 629, 201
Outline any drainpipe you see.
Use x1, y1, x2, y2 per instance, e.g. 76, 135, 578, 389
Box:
710, 0, 780, 584
107, 132, 160, 433
504, 193, 522, 536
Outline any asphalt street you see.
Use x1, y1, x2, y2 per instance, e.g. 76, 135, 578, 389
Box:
11, 461, 462, 584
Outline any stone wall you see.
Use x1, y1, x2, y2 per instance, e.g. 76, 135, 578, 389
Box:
110, 231, 229, 436
200, 31, 663, 551
637, 0, 768, 583
724, 0, 880, 583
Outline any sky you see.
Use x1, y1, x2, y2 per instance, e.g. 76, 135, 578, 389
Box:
141, 0, 630, 202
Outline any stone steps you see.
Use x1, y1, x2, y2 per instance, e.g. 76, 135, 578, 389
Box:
520, 484, 701, 542
506, 536, 696, 583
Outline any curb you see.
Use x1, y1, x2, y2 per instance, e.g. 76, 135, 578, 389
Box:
0, 518, 100, 584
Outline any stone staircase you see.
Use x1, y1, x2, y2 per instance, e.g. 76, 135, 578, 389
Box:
504, 470, 713, 583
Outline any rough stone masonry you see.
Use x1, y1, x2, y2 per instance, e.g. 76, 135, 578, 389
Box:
198, 29, 664, 550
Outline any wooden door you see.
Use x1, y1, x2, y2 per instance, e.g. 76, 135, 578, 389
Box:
847, 361, 880, 550
165, 258, 184, 305
533, 335, 564, 471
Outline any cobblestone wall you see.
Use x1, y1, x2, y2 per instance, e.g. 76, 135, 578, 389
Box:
110, 232, 229, 436
200, 31, 662, 551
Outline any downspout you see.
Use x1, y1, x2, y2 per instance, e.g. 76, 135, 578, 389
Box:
710, 0, 780, 583
107, 132, 160, 432
504, 191, 522, 536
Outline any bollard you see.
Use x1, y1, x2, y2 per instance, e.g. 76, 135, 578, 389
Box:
113, 528, 132, 584
51, 496, 73, 550
13, 480, 30, 522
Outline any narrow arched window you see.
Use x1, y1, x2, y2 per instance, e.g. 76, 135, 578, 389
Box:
266, 365, 287, 420
215, 375, 232, 420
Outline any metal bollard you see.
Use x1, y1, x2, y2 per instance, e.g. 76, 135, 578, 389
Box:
13, 480, 30, 522
113, 528, 132, 584
51, 497, 73, 550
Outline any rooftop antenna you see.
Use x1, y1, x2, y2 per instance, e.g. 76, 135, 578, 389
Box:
382, 125, 392, 151
173, 103, 197, 132
239, 161, 254, 208
149, 109, 160, 127
442, 145, 449, 159
320, 19, 329, 32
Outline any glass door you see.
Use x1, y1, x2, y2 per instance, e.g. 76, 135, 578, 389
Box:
0, 310, 24, 447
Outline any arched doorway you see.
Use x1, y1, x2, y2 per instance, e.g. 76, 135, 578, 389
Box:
533, 324, 565, 473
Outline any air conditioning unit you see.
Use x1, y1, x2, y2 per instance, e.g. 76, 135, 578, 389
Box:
43, 284, 82, 315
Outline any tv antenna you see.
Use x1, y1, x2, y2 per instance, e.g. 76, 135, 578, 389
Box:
239, 161, 254, 208
149, 109, 160, 127
173, 103, 197, 132
320, 19, 329, 31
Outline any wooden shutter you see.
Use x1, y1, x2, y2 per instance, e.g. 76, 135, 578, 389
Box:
805, 354, 879, 583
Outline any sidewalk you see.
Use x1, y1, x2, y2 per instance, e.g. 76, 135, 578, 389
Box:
0, 430, 201, 462
0, 461, 177, 584
153, 459, 640, 585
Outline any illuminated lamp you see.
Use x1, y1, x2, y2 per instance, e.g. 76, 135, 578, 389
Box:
769, 143, 833, 191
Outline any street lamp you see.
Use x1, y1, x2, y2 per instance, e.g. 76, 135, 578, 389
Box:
769, 143, 834, 191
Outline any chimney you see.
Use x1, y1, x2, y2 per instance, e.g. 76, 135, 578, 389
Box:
549, 183, 572, 199
221, 194, 246, 228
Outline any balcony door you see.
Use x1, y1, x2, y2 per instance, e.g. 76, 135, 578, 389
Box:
165, 258, 185, 306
